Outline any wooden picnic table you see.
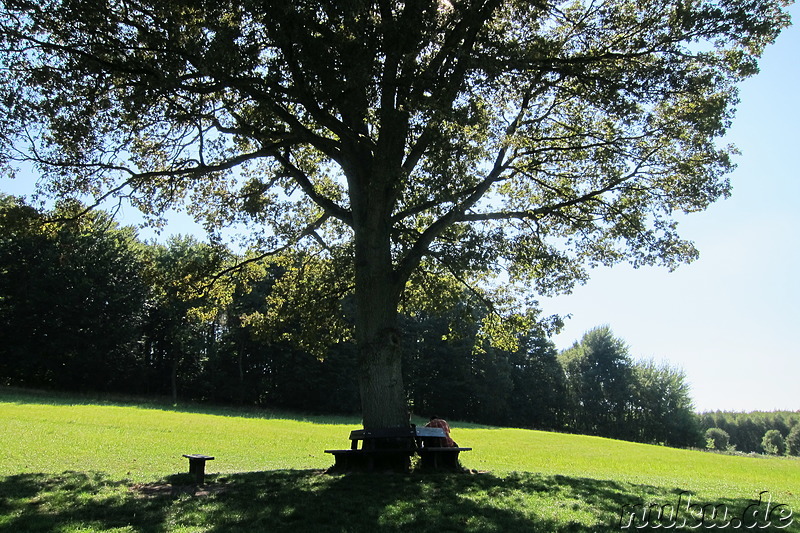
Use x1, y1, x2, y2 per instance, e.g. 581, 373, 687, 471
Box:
325, 425, 472, 472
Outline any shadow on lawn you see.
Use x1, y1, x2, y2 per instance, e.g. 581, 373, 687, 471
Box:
0, 471, 169, 532
0, 470, 792, 533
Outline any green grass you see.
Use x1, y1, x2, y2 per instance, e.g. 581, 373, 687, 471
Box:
1, 388, 798, 532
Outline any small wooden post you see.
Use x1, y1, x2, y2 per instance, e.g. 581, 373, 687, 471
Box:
182, 454, 215, 484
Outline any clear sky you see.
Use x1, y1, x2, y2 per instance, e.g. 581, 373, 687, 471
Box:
541, 5, 800, 413
1, 7, 797, 414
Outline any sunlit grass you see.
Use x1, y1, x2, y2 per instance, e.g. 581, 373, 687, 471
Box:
459, 427, 799, 503
1, 391, 347, 480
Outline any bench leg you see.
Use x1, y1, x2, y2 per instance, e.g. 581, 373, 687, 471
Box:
445, 451, 460, 469
419, 452, 434, 470
419, 451, 461, 471
188, 459, 207, 484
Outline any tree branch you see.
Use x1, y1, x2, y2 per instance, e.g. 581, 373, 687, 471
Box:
392, 82, 537, 284
458, 146, 664, 223
270, 151, 353, 226
199, 213, 332, 293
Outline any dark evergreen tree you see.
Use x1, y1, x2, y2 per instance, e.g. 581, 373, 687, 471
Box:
0, 195, 150, 391
505, 334, 566, 430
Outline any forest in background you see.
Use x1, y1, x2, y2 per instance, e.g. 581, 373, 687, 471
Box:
1, 194, 797, 454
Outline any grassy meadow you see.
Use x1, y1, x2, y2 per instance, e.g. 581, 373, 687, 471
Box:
1, 388, 798, 532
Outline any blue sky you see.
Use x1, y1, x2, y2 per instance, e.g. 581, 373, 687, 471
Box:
542, 5, 800, 413
2, 7, 797, 413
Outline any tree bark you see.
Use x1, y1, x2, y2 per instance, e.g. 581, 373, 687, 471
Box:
357, 325, 407, 429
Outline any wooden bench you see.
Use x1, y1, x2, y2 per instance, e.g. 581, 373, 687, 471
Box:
414, 427, 472, 470
324, 426, 472, 472
417, 446, 471, 470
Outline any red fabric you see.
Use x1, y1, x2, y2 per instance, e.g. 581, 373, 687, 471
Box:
425, 418, 455, 447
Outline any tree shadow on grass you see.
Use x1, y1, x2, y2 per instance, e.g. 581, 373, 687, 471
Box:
203, 471, 796, 532
0, 470, 794, 532
0, 471, 169, 533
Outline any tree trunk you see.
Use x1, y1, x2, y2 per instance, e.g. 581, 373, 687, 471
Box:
237, 343, 245, 404
350, 167, 409, 429
353, 241, 409, 429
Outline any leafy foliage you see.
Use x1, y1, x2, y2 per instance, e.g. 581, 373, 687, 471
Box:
558, 326, 699, 445
786, 424, 800, 457
761, 429, 786, 456
705, 427, 731, 451
629, 359, 702, 447
0, 203, 705, 446
559, 326, 633, 438
140, 235, 233, 402
1, 0, 788, 276
0, 195, 150, 391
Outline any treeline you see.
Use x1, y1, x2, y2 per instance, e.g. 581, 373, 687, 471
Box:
700, 411, 800, 456
0, 196, 707, 448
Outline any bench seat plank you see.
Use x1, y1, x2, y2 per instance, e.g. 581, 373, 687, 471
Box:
417, 447, 472, 452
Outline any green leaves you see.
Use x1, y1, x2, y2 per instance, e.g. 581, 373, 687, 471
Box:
761, 429, 786, 455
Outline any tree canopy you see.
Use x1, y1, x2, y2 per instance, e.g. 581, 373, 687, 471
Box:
0, 0, 790, 428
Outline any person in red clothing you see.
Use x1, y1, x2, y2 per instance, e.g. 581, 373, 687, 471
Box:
425, 415, 457, 447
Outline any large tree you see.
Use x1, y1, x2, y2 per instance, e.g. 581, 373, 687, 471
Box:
0, 0, 789, 428
558, 326, 633, 437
